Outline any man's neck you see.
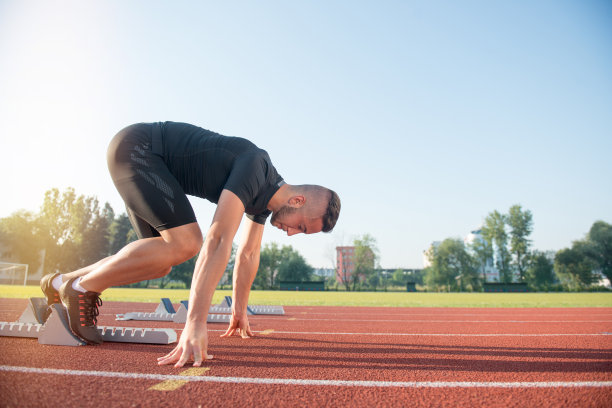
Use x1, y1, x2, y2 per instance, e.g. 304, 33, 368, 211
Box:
267, 183, 292, 212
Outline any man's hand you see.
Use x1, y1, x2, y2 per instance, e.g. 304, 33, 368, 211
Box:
220, 313, 254, 339
157, 322, 213, 368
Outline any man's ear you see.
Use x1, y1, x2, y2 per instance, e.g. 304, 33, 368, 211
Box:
288, 195, 306, 207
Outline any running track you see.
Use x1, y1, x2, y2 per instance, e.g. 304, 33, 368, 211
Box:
0, 298, 611, 407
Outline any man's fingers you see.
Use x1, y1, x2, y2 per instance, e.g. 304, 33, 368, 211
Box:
174, 350, 191, 368
240, 327, 250, 339
239, 323, 252, 339
193, 349, 203, 367
220, 326, 236, 338
158, 346, 180, 360
157, 347, 182, 365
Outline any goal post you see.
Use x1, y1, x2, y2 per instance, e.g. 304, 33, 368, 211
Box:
0, 262, 29, 286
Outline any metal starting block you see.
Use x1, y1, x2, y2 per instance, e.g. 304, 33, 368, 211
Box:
0, 322, 42, 338
0, 300, 177, 346
217, 296, 285, 315
116, 298, 231, 323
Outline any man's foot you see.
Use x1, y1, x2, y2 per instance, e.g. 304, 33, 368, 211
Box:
40, 273, 61, 322
40, 273, 61, 305
59, 278, 104, 345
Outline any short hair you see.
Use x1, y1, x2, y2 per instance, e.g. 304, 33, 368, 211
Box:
322, 189, 341, 233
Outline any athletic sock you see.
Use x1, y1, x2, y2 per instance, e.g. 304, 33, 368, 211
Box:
52, 275, 63, 291
72, 277, 88, 293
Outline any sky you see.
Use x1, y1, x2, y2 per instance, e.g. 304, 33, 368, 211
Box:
0, 0, 610, 269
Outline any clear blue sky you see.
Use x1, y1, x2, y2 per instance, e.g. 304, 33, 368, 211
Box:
1, 0, 610, 269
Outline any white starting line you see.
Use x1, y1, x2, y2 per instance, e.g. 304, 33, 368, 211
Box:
1, 365, 611, 388
276, 317, 612, 323
239, 329, 612, 337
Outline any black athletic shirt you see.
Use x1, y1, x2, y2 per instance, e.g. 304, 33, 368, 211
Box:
159, 121, 284, 224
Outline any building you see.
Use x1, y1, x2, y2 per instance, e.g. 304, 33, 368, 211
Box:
422, 241, 441, 268
336, 246, 355, 284
463, 229, 500, 282
312, 268, 335, 279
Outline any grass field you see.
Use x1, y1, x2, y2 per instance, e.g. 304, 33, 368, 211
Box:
1, 285, 611, 307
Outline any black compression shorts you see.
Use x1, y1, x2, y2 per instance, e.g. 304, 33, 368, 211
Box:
107, 123, 197, 239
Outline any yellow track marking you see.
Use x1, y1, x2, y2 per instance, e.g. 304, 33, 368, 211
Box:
148, 367, 210, 391
260, 329, 275, 335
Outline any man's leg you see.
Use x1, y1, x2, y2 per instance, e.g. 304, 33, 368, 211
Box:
56, 222, 202, 345
78, 223, 202, 292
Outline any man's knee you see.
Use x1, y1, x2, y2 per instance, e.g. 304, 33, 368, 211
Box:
161, 223, 203, 264
175, 239, 202, 263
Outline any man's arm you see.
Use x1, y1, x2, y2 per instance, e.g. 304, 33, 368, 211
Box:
158, 189, 245, 368
221, 217, 264, 338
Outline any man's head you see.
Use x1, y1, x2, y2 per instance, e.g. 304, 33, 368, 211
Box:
270, 184, 341, 236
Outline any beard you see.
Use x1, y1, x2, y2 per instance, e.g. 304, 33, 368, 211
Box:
270, 205, 298, 226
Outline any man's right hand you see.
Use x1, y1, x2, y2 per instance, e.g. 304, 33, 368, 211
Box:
157, 321, 213, 368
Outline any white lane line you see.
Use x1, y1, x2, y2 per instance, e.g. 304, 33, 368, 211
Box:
1, 365, 611, 388
97, 314, 612, 323
286, 312, 612, 317
215, 329, 611, 337
271, 318, 612, 323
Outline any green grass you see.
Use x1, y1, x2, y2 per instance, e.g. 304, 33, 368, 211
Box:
1, 285, 611, 307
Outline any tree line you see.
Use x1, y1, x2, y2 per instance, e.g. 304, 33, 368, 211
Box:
0, 188, 314, 288
1, 190, 609, 292
424, 204, 611, 292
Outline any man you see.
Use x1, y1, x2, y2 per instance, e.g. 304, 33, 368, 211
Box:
39, 121, 341, 367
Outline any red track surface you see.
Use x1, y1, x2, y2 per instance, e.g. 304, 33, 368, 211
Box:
1, 298, 611, 407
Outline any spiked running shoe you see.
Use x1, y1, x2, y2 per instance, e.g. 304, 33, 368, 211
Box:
40, 273, 61, 322
59, 278, 104, 345
40, 273, 61, 305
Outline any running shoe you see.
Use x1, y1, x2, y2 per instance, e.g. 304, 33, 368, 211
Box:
40, 273, 61, 322
59, 278, 103, 345
40, 273, 61, 305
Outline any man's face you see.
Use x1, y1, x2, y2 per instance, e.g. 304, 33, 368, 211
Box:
270, 205, 324, 236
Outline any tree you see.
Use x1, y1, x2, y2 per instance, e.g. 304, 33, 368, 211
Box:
256, 243, 282, 289
353, 234, 379, 291
554, 243, 596, 290
276, 249, 312, 282
80, 202, 114, 267
507, 204, 533, 280
108, 213, 137, 255
470, 234, 493, 282
220, 242, 237, 287
481, 210, 512, 283
168, 255, 197, 289
254, 243, 312, 288
585, 220, 612, 283
392, 269, 407, 287
37, 188, 115, 274
0, 210, 44, 274
424, 238, 479, 292
524, 251, 555, 290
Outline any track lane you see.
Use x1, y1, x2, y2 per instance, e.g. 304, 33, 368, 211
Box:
1, 299, 610, 407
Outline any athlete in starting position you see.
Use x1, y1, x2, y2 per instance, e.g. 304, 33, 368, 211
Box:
39, 121, 341, 367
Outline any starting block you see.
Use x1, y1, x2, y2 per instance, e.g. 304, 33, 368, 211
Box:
18, 297, 48, 324
1, 299, 177, 346
116, 298, 231, 323
218, 296, 285, 315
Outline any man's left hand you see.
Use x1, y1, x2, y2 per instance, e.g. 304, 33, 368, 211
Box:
220, 313, 254, 339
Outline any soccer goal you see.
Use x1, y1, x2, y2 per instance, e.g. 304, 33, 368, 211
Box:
0, 262, 29, 285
